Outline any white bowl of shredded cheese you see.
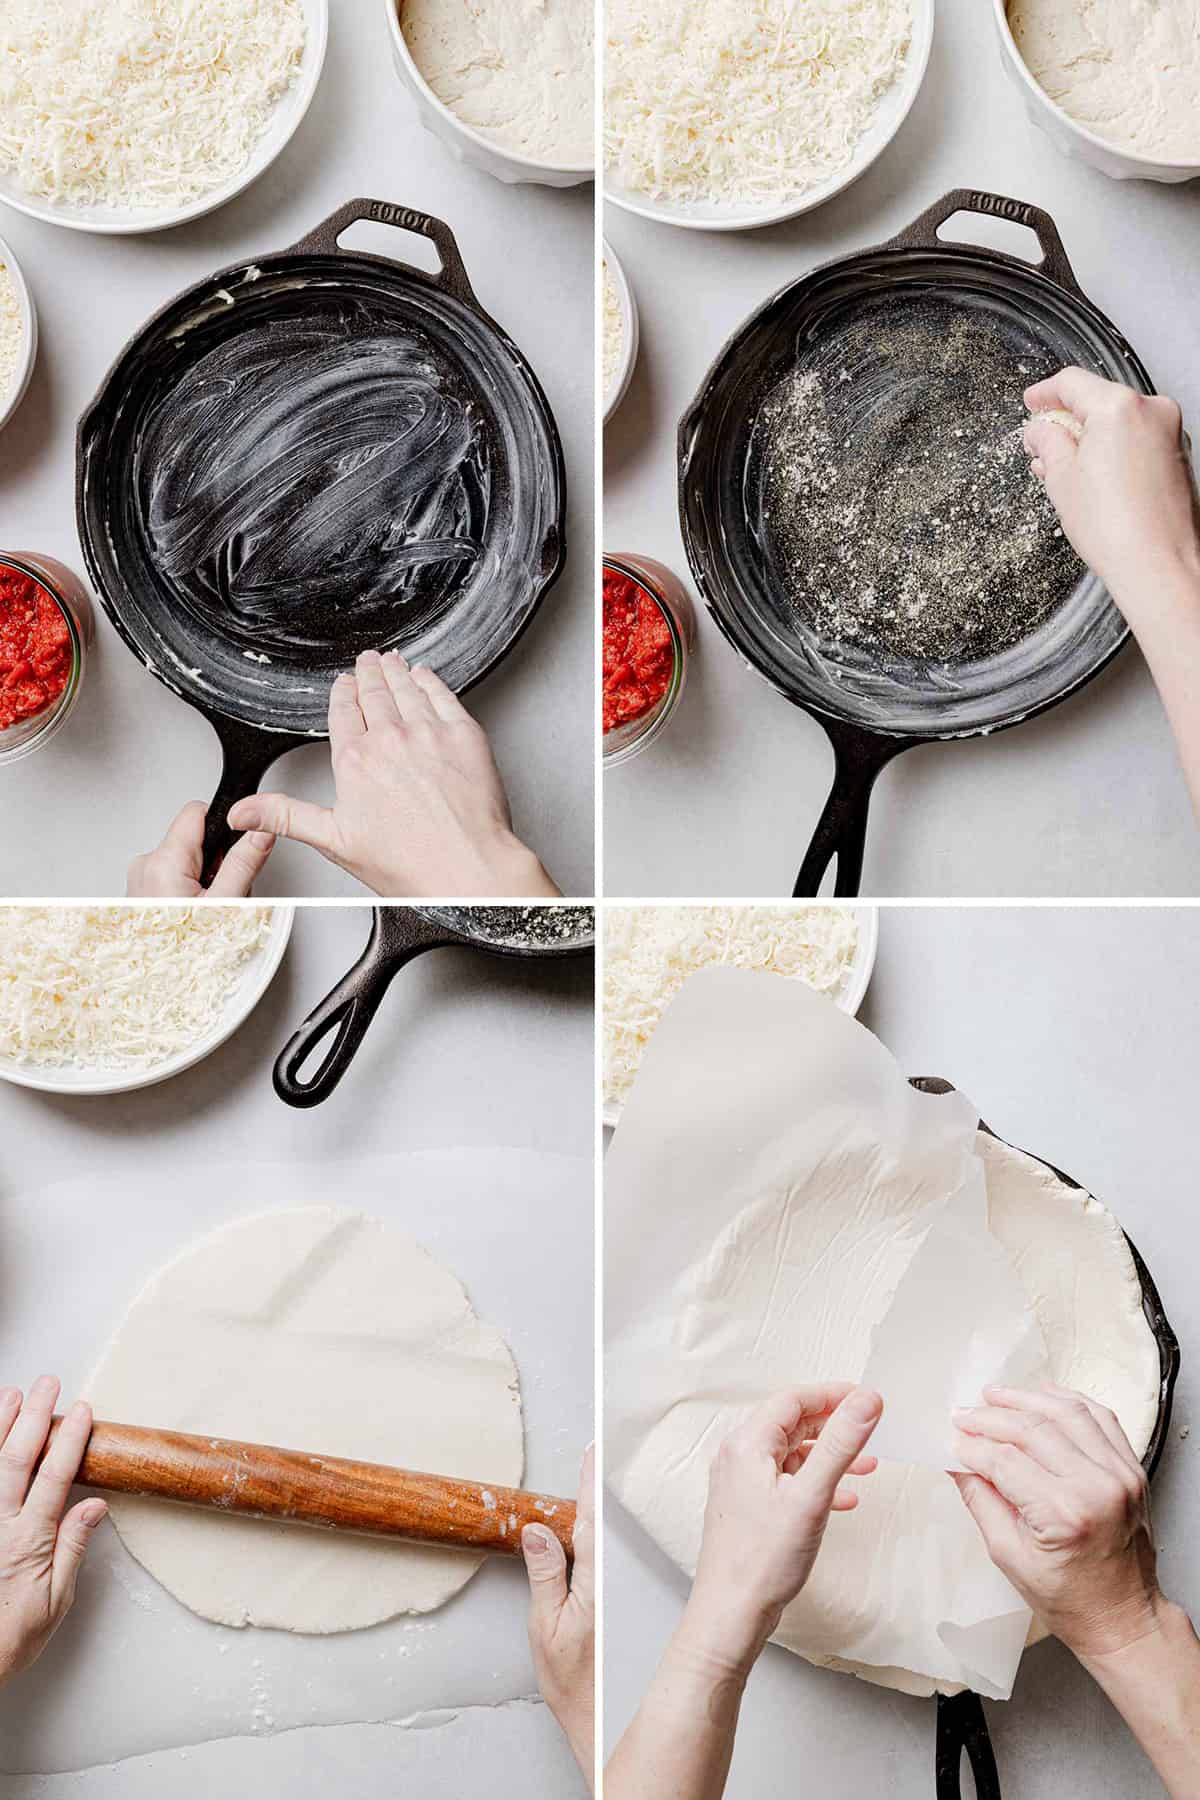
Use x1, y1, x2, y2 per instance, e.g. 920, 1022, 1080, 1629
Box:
604, 0, 935, 230
0, 905, 293, 1095
0, 235, 36, 433
386, 0, 594, 188
602, 904, 878, 1126
992, 0, 1200, 184
603, 241, 639, 423
0, 0, 327, 235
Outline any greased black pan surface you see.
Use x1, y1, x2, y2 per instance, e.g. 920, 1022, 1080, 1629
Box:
274, 904, 595, 1107
78, 200, 566, 881
911, 1077, 1179, 1800
679, 190, 1154, 897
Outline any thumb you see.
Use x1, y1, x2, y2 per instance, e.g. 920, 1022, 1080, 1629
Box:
227, 793, 337, 856
521, 1524, 568, 1628
795, 1387, 883, 1519
951, 1471, 1023, 1569
1023, 412, 1080, 485
208, 830, 276, 897
51, 1497, 108, 1616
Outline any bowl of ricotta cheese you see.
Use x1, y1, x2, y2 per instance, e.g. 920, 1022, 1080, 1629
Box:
388, 0, 594, 187
994, 0, 1200, 183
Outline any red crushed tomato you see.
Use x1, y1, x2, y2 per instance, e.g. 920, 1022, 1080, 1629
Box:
0, 565, 73, 731
603, 566, 674, 734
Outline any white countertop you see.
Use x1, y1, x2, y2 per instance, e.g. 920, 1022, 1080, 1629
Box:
0, 8, 594, 899
602, 0, 1200, 899
0, 902, 594, 1797
604, 903, 1199, 1797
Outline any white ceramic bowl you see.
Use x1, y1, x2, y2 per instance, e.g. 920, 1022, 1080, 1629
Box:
0, 0, 327, 236
604, 0, 934, 231
384, 0, 593, 189
602, 240, 639, 424
992, 0, 1200, 184
0, 906, 294, 1096
0, 234, 36, 432
602, 905, 879, 1128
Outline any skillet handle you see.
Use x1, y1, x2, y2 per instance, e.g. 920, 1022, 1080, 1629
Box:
890, 188, 1084, 300
201, 723, 295, 889
273, 908, 452, 1108
287, 199, 479, 308
935, 1692, 1002, 1800
793, 724, 911, 898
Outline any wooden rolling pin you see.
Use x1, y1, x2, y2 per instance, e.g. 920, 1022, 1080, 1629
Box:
47, 1417, 576, 1561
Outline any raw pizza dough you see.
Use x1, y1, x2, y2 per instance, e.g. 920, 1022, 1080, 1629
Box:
86, 1208, 523, 1633
606, 973, 1162, 1696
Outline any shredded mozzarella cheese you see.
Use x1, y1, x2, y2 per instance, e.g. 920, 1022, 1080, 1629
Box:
602, 259, 623, 398
0, 0, 306, 212
0, 262, 21, 404
604, 905, 861, 1106
605, 0, 912, 206
0, 906, 273, 1069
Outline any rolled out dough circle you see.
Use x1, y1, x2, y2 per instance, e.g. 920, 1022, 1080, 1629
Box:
86, 1207, 524, 1633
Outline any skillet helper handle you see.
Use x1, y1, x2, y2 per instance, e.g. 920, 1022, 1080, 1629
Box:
935, 1692, 1002, 1800
892, 187, 1084, 299
201, 722, 294, 888
289, 198, 479, 308
52, 1416, 575, 1561
793, 725, 909, 899
273, 907, 453, 1108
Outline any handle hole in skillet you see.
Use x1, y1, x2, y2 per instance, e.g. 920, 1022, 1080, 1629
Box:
290, 1012, 351, 1087
337, 218, 444, 276
936, 210, 1044, 268
957, 1756, 980, 1800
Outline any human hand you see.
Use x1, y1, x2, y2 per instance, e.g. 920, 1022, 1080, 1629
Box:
0, 1377, 107, 1686
953, 1382, 1161, 1660
680, 1385, 882, 1675
1023, 368, 1200, 621
522, 1447, 594, 1792
127, 802, 276, 897
228, 651, 559, 899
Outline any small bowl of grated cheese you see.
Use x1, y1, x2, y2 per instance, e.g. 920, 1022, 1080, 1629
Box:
0, 0, 327, 235
602, 904, 878, 1125
0, 905, 294, 1095
0, 237, 36, 433
603, 0, 935, 231
603, 242, 639, 424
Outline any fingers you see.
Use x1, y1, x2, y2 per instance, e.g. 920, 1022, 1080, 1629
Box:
0, 1386, 22, 1455
984, 1384, 1138, 1476
207, 830, 276, 897
25, 1400, 93, 1526
227, 793, 337, 857
1023, 366, 1113, 421
0, 1376, 60, 1516
952, 1471, 1025, 1568
736, 1385, 857, 1464
377, 651, 437, 725
161, 800, 209, 855
952, 1428, 1050, 1511
328, 672, 366, 751
355, 651, 403, 731
793, 1387, 883, 1518
1023, 414, 1079, 483
522, 1522, 569, 1628
409, 664, 470, 725
50, 1496, 108, 1617
571, 1444, 595, 1614
953, 1404, 1097, 1481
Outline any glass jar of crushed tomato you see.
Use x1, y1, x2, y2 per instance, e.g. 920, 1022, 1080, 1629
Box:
602, 553, 695, 766
0, 553, 93, 764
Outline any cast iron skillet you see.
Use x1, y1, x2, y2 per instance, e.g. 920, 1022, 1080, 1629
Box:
274, 905, 595, 1107
910, 1077, 1179, 1800
78, 199, 566, 884
679, 190, 1155, 897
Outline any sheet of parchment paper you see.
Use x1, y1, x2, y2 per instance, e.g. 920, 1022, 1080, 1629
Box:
605, 967, 1041, 1700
